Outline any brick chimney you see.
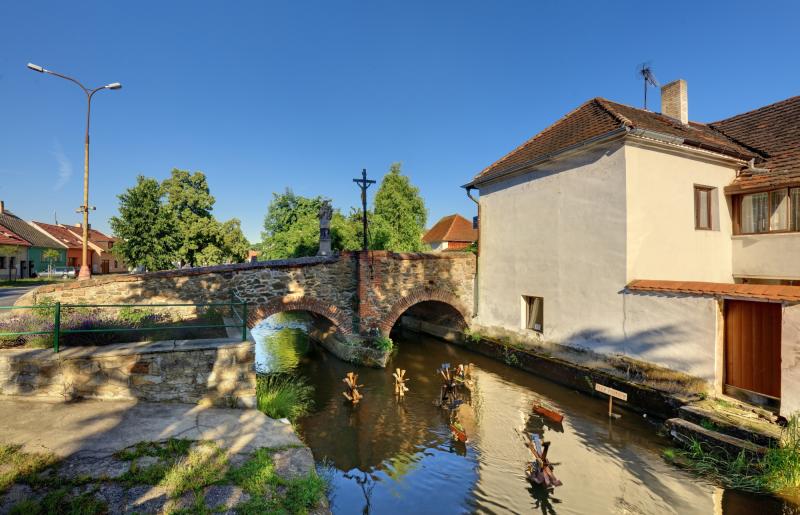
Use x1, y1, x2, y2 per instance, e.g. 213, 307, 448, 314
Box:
0, 201, 4, 214
661, 79, 688, 124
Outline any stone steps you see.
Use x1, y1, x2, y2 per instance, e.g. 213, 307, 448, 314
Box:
678, 404, 779, 448
665, 417, 767, 459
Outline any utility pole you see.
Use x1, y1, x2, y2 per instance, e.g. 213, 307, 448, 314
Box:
352, 168, 375, 251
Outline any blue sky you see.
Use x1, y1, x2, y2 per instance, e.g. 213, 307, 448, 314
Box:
1, 1, 798, 242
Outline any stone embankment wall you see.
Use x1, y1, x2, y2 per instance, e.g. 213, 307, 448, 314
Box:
0, 339, 256, 407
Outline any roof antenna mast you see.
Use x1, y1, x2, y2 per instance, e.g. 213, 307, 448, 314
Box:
637, 63, 659, 110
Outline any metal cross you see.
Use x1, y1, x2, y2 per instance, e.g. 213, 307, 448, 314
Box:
352, 168, 376, 251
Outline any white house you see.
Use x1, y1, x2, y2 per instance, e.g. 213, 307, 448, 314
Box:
464, 80, 800, 416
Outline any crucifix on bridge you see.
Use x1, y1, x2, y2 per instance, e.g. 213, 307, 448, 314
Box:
353, 168, 376, 251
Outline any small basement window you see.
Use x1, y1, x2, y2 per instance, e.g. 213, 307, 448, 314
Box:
694, 186, 714, 230
522, 296, 543, 332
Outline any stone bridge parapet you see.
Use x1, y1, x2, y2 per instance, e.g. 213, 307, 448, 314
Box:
17, 252, 476, 340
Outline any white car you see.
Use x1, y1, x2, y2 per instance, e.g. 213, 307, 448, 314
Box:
38, 266, 76, 279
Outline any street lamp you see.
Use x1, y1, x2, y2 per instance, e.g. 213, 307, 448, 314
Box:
27, 63, 121, 280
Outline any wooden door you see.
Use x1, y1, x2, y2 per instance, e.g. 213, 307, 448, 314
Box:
724, 300, 781, 398
101, 260, 110, 274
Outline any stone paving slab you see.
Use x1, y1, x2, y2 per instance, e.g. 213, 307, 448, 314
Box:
0, 398, 302, 458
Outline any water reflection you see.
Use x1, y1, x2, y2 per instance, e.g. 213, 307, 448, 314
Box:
252, 315, 799, 515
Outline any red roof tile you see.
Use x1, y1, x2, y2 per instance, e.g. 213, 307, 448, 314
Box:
710, 96, 800, 192
0, 224, 31, 247
469, 98, 754, 186
32, 222, 83, 248
627, 279, 800, 303
423, 214, 477, 244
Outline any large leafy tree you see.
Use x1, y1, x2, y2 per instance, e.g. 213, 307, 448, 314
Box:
371, 162, 427, 252
217, 218, 250, 263
260, 189, 328, 259
162, 169, 218, 267
110, 176, 177, 271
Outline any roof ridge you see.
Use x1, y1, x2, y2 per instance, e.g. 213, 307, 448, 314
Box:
592, 97, 634, 127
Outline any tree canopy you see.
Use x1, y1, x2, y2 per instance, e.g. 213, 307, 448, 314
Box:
260, 163, 428, 258
111, 170, 249, 271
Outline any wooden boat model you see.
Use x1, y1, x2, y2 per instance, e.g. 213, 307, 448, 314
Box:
449, 421, 468, 443
532, 402, 564, 424
522, 433, 562, 488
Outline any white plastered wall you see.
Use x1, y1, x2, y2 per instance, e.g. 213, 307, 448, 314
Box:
476, 141, 629, 348
780, 303, 800, 417
624, 141, 737, 283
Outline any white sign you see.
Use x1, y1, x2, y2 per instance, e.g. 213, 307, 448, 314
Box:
595, 383, 628, 401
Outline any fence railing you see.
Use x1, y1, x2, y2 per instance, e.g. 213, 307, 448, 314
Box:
0, 300, 248, 353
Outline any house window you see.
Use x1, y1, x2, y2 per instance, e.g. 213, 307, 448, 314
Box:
737, 187, 800, 234
522, 296, 543, 332
0, 257, 5, 269
694, 186, 714, 230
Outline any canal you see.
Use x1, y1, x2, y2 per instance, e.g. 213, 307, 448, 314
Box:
253, 313, 795, 514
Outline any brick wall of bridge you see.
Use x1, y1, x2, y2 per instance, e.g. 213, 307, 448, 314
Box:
16, 252, 476, 338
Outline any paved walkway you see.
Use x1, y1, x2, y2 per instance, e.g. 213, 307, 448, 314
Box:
0, 285, 39, 307
0, 399, 301, 458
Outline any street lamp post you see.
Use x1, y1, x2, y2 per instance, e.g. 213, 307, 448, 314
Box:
27, 63, 121, 280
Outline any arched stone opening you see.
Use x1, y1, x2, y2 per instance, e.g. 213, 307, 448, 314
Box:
378, 288, 470, 336
247, 295, 353, 336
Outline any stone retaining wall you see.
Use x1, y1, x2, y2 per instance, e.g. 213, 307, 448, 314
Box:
0, 338, 256, 407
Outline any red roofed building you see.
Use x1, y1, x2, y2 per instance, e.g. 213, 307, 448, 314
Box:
0, 224, 30, 280
423, 214, 477, 252
465, 79, 800, 414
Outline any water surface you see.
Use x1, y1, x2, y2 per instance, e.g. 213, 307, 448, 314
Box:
253, 314, 797, 514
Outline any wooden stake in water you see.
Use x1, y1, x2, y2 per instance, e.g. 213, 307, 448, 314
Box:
343, 372, 363, 404
393, 368, 409, 397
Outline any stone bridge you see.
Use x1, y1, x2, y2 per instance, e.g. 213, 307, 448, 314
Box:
19, 251, 476, 339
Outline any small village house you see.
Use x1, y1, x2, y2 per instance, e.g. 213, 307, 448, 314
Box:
423, 214, 478, 252
34, 222, 127, 274
0, 224, 30, 280
464, 81, 800, 416
0, 201, 66, 277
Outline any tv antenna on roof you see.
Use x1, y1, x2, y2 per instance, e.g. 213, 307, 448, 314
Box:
637, 63, 659, 110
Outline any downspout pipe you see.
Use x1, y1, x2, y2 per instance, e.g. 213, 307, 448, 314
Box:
465, 186, 480, 319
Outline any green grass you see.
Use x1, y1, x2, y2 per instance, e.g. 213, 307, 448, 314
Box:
256, 373, 314, 421
9, 487, 107, 515
0, 444, 59, 492
665, 415, 800, 495
700, 418, 720, 432
228, 448, 327, 514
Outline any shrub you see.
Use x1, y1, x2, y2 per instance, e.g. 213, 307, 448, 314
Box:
256, 374, 314, 421
463, 328, 482, 344
118, 307, 157, 327
374, 335, 393, 352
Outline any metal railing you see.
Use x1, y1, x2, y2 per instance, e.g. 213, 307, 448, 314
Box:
0, 300, 248, 353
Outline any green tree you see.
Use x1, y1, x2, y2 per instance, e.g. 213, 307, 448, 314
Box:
41, 249, 61, 275
162, 169, 217, 267
110, 176, 177, 271
260, 189, 327, 259
217, 218, 250, 263
371, 162, 427, 251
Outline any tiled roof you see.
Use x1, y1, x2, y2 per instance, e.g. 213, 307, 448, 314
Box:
0, 211, 64, 248
469, 98, 754, 186
0, 224, 31, 247
423, 214, 477, 244
32, 222, 83, 248
627, 279, 800, 303
710, 96, 800, 192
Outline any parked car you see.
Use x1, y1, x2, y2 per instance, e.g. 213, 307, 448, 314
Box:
38, 267, 76, 279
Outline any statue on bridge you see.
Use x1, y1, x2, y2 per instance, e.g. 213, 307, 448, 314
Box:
318, 200, 333, 256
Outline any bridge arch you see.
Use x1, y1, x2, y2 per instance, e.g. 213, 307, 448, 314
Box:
377, 287, 470, 336
247, 295, 354, 335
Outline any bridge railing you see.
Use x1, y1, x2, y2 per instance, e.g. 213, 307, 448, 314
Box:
0, 300, 248, 353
